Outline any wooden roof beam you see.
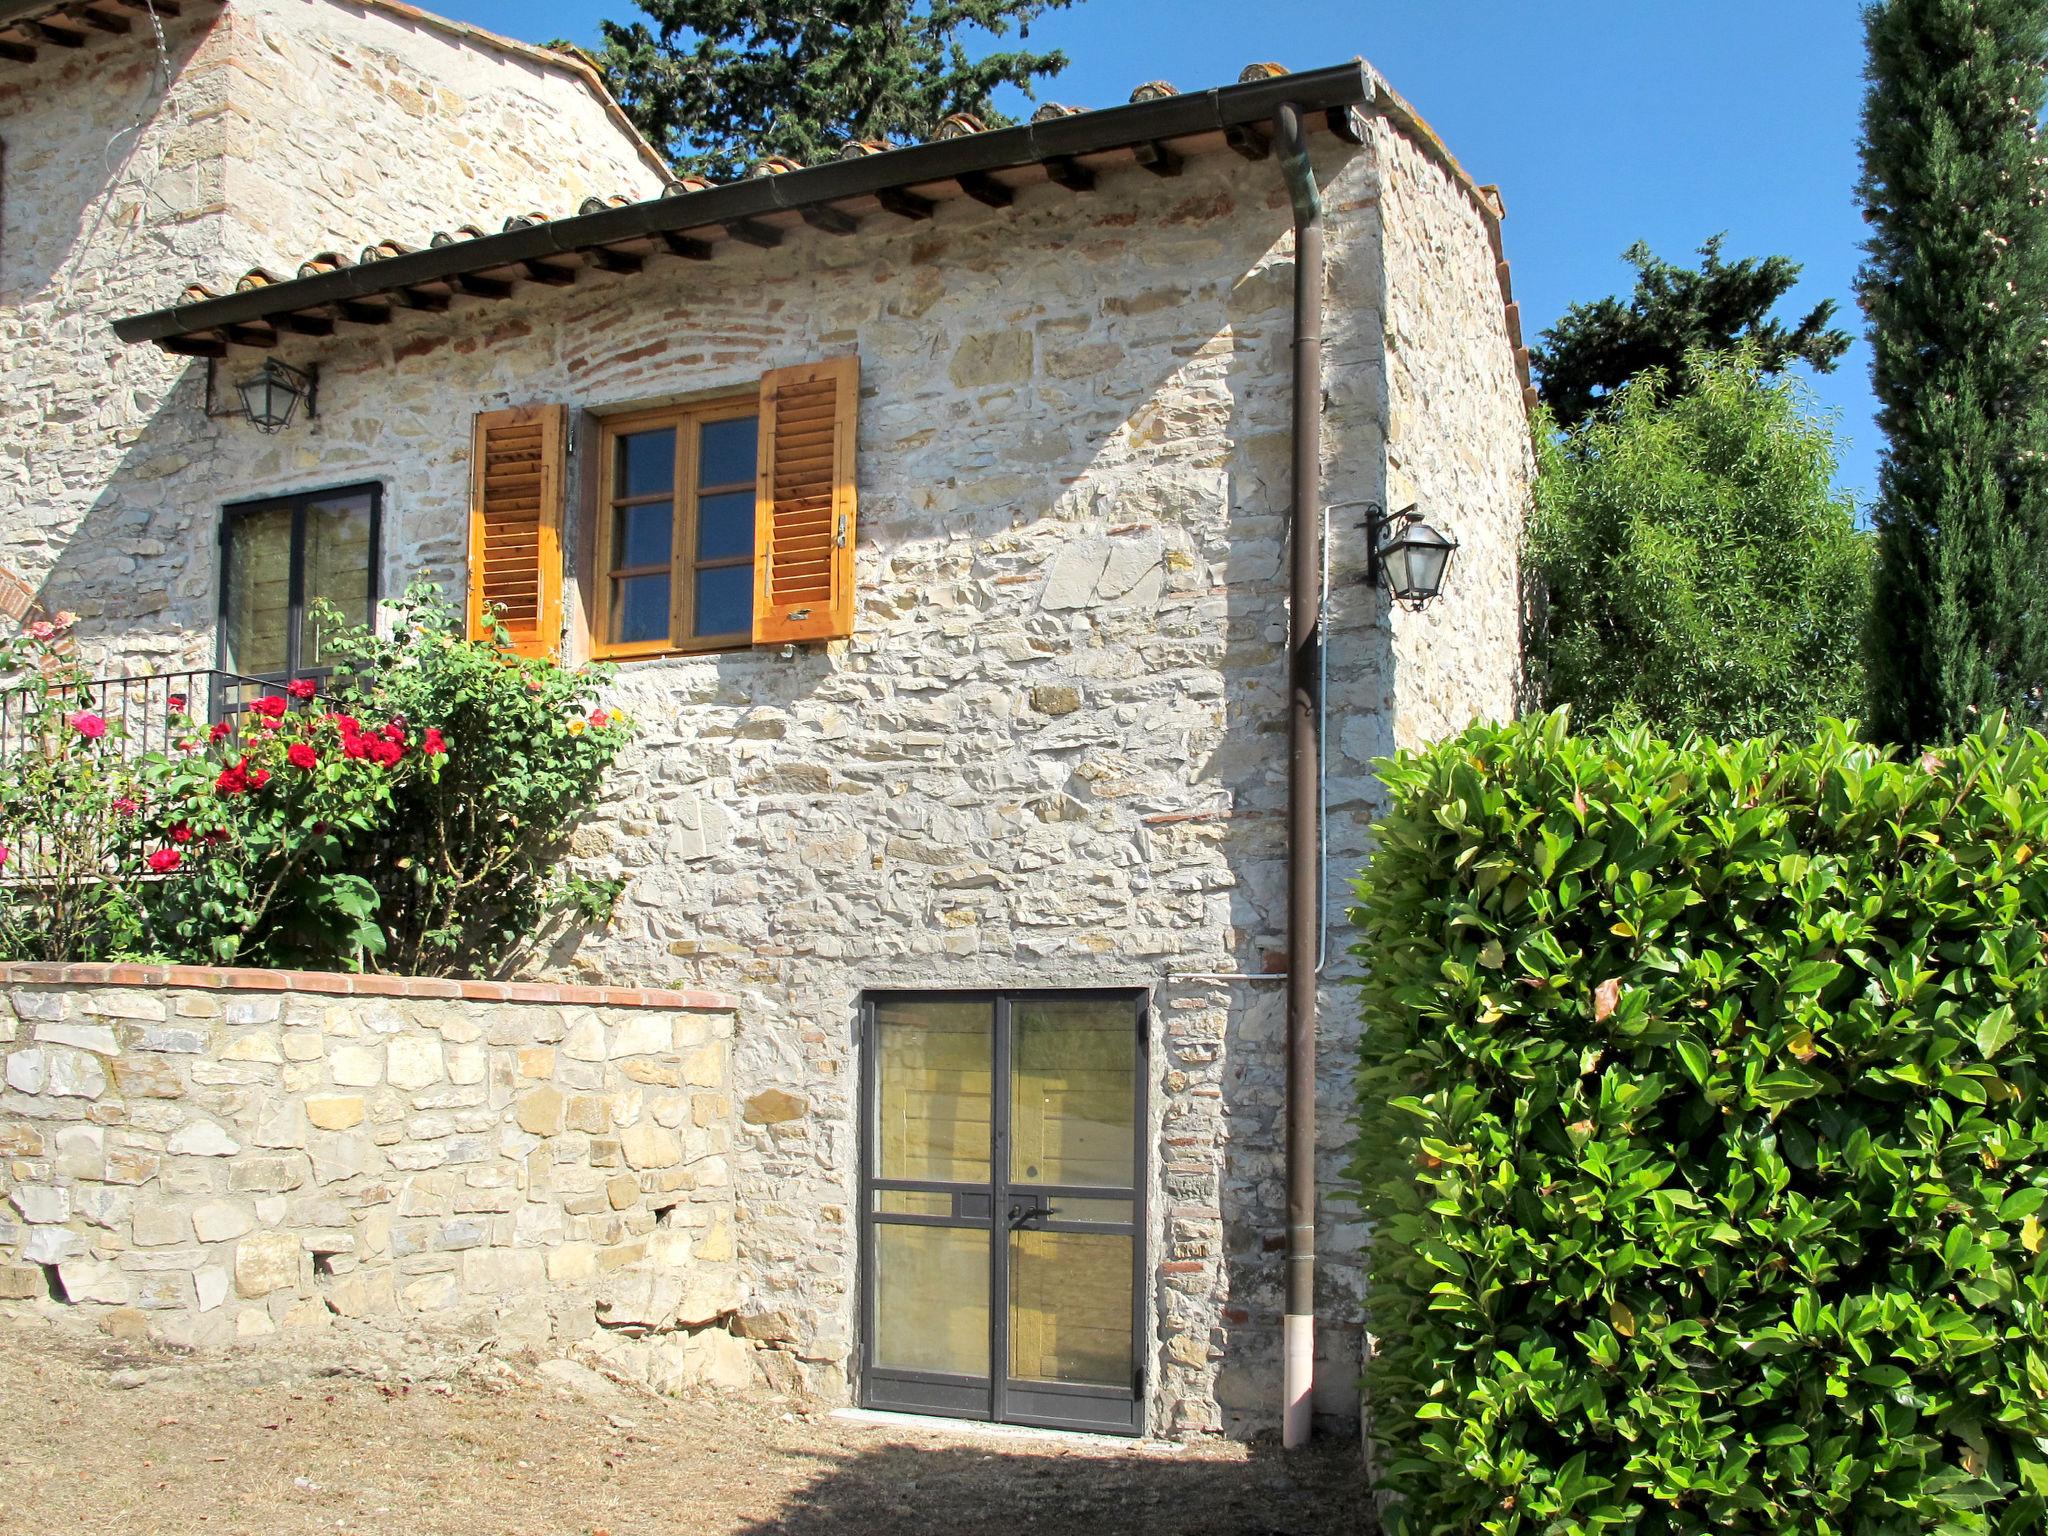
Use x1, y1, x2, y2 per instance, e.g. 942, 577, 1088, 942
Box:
956, 171, 1013, 208
276, 312, 336, 337
1044, 156, 1095, 192
338, 301, 392, 327
724, 218, 780, 249
108, 0, 179, 14
876, 187, 934, 221
1133, 141, 1183, 177
800, 205, 859, 236
75, 8, 133, 34
522, 260, 576, 286
0, 37, 34, 63
658, 233, 712, 261
1225, 123, 1269, 161
585, 247, 644, 274
22, 18, 87, 47
161, 334, 226, 359
456, 274, 514, 299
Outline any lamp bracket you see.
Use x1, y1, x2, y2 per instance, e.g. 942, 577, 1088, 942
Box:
203, 357, 319, 428
1362, 500, 1420, 584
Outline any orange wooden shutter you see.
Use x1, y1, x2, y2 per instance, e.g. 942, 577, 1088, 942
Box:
753, 355, 858, 645
467, 405, 565, 659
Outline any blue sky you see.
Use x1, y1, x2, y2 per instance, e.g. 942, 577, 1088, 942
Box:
438, 0, 1876, 502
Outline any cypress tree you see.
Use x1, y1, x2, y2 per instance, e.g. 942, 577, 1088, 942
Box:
1860, 0, 2048, 743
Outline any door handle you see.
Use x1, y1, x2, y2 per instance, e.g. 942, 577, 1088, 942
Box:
1007, 1203, 1059, 1228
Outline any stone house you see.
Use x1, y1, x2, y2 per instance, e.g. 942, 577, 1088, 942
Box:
0, 0, 1534, 1442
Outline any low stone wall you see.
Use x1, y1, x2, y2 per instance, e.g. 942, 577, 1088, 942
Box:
0, 963, 755, 1391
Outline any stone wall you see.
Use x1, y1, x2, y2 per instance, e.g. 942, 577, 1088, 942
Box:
0, 964, 764, 1393
15, 67, 1532, 1436
0, 0, 664, 647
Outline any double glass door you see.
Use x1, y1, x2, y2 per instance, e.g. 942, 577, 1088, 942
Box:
859, 991, 1146, 1435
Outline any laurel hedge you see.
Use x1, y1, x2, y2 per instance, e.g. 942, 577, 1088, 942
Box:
1351, 714, 2048, 1535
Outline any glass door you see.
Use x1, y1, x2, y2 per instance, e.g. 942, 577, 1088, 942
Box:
861, 991, 1146, 1435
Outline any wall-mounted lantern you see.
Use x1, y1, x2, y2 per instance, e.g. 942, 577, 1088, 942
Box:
1365, 501, 1458, 610
236, 359, 317, 433
206, 358, 319, 433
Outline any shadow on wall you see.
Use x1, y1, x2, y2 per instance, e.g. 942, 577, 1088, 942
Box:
729, 1431, 1369, 1536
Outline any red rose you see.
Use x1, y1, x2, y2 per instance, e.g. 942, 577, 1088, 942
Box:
202, 829, 229, 848
326, 714, 361, 734
214, 759, 251, 795
589, 710, 609, 730
147, 848, 182, 874
287, 743, 318, 770
421, 727, 447, 756
286, 679, 317, 701
249, 766, 271, 790
209, 720, 232, 743
167, 693, 188, 713
250, 696, 288, 720
368, 738, 403, 767
170, 822, 193, 844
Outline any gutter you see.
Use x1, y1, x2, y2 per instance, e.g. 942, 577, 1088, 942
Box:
1273, 98, 1325, 1452
110, 62, 1374, 348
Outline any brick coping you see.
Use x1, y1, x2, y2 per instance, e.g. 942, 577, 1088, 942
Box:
0, 962, 737, 1013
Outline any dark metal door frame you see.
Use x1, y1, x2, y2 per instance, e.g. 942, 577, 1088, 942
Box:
858, 988, 1149, 1436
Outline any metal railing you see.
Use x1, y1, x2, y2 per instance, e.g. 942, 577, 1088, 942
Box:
0, 667, 275, 762
0, 668, 276, 887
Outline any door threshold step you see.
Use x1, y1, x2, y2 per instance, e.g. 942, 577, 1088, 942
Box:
832, 1407, 1182, 1452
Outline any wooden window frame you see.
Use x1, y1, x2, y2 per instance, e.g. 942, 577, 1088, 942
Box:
218, 481, 382, 685
592, 394, 759, 660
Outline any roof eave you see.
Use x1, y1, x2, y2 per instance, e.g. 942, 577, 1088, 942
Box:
111, 61, 1377, 350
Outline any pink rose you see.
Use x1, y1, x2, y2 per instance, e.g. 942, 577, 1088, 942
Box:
69, 711, 107, 740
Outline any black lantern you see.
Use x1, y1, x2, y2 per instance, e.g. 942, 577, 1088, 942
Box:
1366, 502, 1459, 609
233, 359, 317, 433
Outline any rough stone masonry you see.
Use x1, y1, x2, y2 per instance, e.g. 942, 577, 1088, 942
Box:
0, 965, 782, 1396
5, 4, 1535, 1439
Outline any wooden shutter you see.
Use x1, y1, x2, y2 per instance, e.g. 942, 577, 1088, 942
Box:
467, 404, 565, 659
753, 355, 859, 645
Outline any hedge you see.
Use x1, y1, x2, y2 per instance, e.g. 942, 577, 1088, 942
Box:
1351, 714, 2048, 1535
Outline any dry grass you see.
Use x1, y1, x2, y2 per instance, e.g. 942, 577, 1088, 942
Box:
0, 1314, 1368, 1535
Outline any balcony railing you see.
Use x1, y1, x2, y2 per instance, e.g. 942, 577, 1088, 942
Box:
0, 667, 275, 763
0, 669, 278, 888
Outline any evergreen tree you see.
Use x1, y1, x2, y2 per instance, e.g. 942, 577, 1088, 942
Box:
577, 1, 1075, 182
1529, 353, 1872, 741
1860, 0, 2048, 743
1533, 236, 1851, 428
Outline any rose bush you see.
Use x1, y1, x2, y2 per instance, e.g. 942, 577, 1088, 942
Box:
0, 584, 629, 974
0, 616, 150, 960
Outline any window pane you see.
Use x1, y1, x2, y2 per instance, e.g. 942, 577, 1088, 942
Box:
1009, 1230, 1132, 1388
616, 428, 675, 499
696, 491, 754, 562
224, 506, 293, 677
302, 491, 374, 670
875, 1224, 989, 1378
693, 563, 751, 639
698, 415, 757, 489
874, 999, 991, 1184
614, 502, 672, 570
1010, 997, 1136, 1190
613, 573, 670, 645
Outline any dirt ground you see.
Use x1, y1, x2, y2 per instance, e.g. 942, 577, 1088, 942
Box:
0, 1314, 1369, 1535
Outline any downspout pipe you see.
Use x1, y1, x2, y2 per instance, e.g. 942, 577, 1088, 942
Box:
1273, 99, 1324, 1452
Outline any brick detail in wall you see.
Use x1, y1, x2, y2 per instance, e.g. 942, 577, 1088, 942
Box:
0, 963, 737, 1013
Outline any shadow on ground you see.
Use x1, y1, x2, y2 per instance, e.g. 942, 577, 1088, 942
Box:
731, 1431, 1369, 1536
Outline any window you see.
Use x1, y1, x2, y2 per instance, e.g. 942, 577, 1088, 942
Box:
593, 398, 759, 657
219, 484, 379, 683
